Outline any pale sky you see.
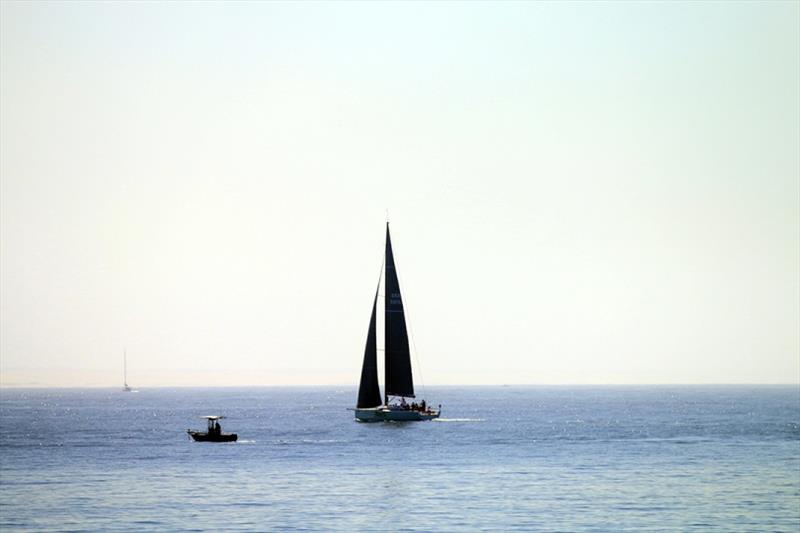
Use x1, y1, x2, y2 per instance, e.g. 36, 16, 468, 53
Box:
1, 1, 798, 387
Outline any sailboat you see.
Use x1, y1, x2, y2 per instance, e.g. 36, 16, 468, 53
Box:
122, 349, 132, 392
353, 223, 440, 422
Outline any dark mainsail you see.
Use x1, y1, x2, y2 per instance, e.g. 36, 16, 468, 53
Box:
357, 289, 382, 408
384, 224, 415, 400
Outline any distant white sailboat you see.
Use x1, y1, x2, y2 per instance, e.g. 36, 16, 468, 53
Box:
123, 349, 132, 392
353, 223, 440, 422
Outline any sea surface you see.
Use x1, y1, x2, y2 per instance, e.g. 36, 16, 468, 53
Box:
0, 386, 798, 532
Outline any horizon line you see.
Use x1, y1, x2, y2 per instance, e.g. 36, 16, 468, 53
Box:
1, 382, 798, 390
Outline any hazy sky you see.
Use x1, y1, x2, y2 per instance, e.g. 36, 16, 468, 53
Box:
1, 1, 798, 387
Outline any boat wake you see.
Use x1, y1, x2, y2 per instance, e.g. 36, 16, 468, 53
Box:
236, 439, 256, 444
275, 438, 348, 445
434, 418, 485, 423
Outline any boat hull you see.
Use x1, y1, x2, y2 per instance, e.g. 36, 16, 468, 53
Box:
187, 430, 238, 442
354, 407, 440, 422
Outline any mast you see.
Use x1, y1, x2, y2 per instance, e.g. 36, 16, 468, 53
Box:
123, 349, 128, 388
384, 223, 415, 401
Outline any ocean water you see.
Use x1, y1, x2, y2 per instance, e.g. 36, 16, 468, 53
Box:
0, 386, 798, 532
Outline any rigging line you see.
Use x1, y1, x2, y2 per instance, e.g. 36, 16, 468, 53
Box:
391, 237, 427, 401
372, 250, 385, 299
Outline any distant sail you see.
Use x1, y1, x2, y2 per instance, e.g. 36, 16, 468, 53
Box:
357, 289, 382, 408
384, 224, 414, 398
123, 349, 131, 392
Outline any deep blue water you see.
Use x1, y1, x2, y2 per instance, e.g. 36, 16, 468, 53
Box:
1, 386, 798, 532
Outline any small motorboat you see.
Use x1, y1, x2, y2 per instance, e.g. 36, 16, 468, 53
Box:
187, 415, 238, 442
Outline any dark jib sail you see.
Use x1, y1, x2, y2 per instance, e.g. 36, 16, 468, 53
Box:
357, 289, 382, 408
384, 224, 415, 399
